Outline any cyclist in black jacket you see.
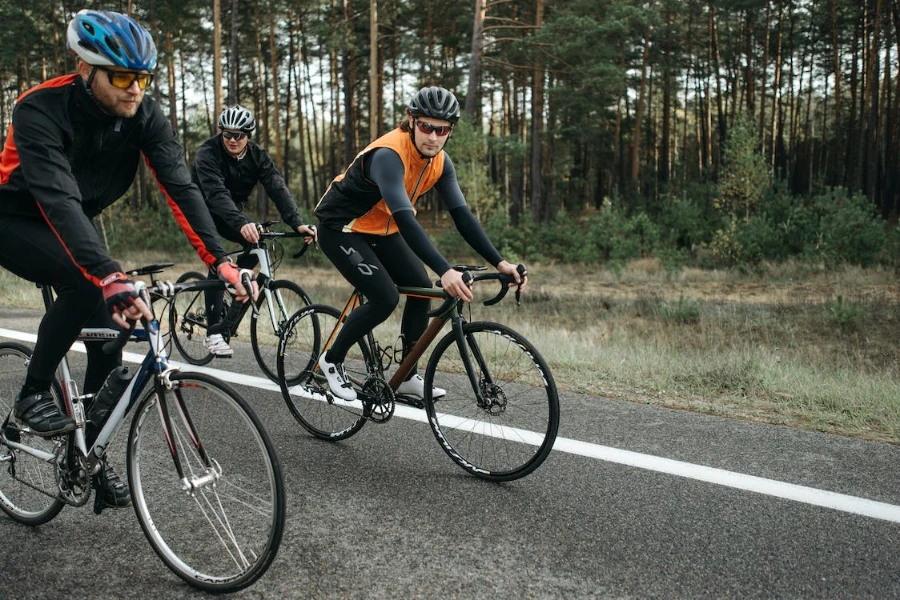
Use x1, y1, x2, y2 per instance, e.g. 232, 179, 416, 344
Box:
0, 10, 256, 508
192, 105, 317, 357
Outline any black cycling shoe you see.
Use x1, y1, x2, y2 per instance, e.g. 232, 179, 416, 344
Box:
14, 390, 76, 437
93, 459, 132, 509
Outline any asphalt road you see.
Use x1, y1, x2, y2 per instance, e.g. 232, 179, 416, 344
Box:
0, 306, 897, 599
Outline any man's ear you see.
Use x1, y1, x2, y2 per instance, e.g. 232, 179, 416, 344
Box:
77, 60, 92, 80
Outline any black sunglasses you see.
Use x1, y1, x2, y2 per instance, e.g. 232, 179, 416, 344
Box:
222, 131, 247, 140
98, 67, 153, 90
414, 119, 452, 137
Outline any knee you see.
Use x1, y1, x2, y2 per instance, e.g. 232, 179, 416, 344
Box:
367, 287, 400, 320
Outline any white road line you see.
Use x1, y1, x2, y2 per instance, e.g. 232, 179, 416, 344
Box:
2, 327, 898, 524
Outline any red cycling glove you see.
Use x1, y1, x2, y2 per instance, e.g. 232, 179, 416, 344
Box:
100, 272, 138, 315
216, 261, 254, 293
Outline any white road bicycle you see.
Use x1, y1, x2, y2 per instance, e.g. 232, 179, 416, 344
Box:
0, 265, 286, 593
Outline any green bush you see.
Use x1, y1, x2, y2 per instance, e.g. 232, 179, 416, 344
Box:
101, 205, 194, 259
813, 189, 886, 267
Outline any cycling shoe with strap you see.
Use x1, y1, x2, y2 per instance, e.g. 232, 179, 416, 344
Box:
93, 459, 132, 513
14, 390, 75, 437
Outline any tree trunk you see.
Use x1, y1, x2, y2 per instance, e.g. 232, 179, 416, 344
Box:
369, 0, 380, 139
530, 0, 545, 223
213, 0, 223, 130
269, 10, 283, 171
464, 0, 486, 122
631, 6, 654, 185
229, 0, 239, 105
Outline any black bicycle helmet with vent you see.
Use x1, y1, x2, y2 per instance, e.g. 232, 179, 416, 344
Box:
407, 86, 460, 123
218, 105, 256, 133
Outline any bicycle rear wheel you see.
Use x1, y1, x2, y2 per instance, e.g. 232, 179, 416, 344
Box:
169, 271, 215, 365
250, 279, 311, 382
277, 305, 370, 440
424, 322, 559, 482
128, 372, 285, 593
0, 342, 66, 525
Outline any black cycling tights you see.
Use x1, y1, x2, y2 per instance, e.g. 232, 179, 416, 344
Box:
317, 227, 433, 367
0, 216, 121, 395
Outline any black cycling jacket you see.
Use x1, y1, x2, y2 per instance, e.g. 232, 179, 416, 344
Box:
192, 135, 305, 234
0, 74, 226, 286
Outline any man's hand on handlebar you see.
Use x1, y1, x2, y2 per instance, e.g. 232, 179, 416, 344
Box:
100, 272, 153, 328
440, 268, 474, 302
217, 261, 259, 303
296, 223, 318, 244
240, 222, 261, 244
496, 260, 528, 291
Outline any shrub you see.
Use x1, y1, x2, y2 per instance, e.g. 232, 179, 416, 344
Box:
813, 189, 887, 267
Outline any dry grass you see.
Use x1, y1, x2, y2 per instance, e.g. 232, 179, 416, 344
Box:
2, 257, 897, 444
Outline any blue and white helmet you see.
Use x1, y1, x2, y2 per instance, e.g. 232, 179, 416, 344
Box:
66, 9, 157, 71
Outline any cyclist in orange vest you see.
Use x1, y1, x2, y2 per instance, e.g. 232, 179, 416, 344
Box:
314, 86, 526, 401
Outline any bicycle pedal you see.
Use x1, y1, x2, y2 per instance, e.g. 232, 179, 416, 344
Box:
394, 394, 424, 409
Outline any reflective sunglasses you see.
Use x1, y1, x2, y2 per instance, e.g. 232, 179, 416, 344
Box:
222, 131, 247, 141
414, 119, 452, 137
100, 68, 154, 90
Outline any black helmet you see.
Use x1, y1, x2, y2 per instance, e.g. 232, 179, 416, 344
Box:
407, 86, 460, 123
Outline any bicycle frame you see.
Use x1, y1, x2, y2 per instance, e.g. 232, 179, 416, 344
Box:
5, 282, 219, 496
223, 231, 306, 338
326, 282, 494, 408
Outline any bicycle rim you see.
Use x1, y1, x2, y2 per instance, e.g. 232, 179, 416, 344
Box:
424, 322, 559, 482
277, 305, 369, 440
169, 271, 215, 366
128, 372, 285, 592
250, 280, 311, 383
0, 343, 66, 524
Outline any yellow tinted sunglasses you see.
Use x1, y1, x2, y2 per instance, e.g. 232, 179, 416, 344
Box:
99, 67, 154, 90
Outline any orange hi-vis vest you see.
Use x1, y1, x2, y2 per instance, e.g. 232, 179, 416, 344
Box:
315, 128, 446, 236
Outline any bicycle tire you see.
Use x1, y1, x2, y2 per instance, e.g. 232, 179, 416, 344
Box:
277, 304, 370, 440
127, 371, 285, 593
250, 279, 312, 383
169, 271, 215, 366
0, 342, 67, 525
424, 321, 559, 482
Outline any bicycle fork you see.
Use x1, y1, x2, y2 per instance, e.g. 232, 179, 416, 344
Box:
153, 378, 220, 495
449, 317, 505, 415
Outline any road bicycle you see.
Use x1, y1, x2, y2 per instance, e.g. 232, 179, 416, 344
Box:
0, 265, 286, 593
276, 265, 559, 482
169, 221, 312, 382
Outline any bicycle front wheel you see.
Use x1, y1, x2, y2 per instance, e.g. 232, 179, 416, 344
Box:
277, 304, 370, 440
424, 322, 559, 482
127, 372, 285, 593
169, 271, 215, 366
250, 279, 312, 382
0, 342, 66, 525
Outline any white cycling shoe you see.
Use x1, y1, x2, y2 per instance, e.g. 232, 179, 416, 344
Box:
317, 353, 357, 401
396, 373, 446, 400
205, 333, 233, 357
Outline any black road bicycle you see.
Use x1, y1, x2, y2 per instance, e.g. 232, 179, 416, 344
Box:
276, 265, 559, 482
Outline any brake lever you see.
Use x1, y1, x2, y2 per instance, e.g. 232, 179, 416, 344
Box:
242, 272, 260, 316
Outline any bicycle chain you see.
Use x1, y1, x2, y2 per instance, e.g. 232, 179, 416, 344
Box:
2, 434, 92, 508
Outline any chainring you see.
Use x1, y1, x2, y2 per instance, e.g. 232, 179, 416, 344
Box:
361, 378, 395, 424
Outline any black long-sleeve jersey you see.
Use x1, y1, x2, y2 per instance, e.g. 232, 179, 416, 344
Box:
191, 135, 305, 234
0, 74, 226, 286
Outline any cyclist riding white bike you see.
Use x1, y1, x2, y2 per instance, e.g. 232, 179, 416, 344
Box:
0, 10, 256, 508
314, 86, 525, 402
192, 105, 317, 357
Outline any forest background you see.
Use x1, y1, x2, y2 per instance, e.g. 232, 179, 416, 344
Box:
0, 0, 897, 443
